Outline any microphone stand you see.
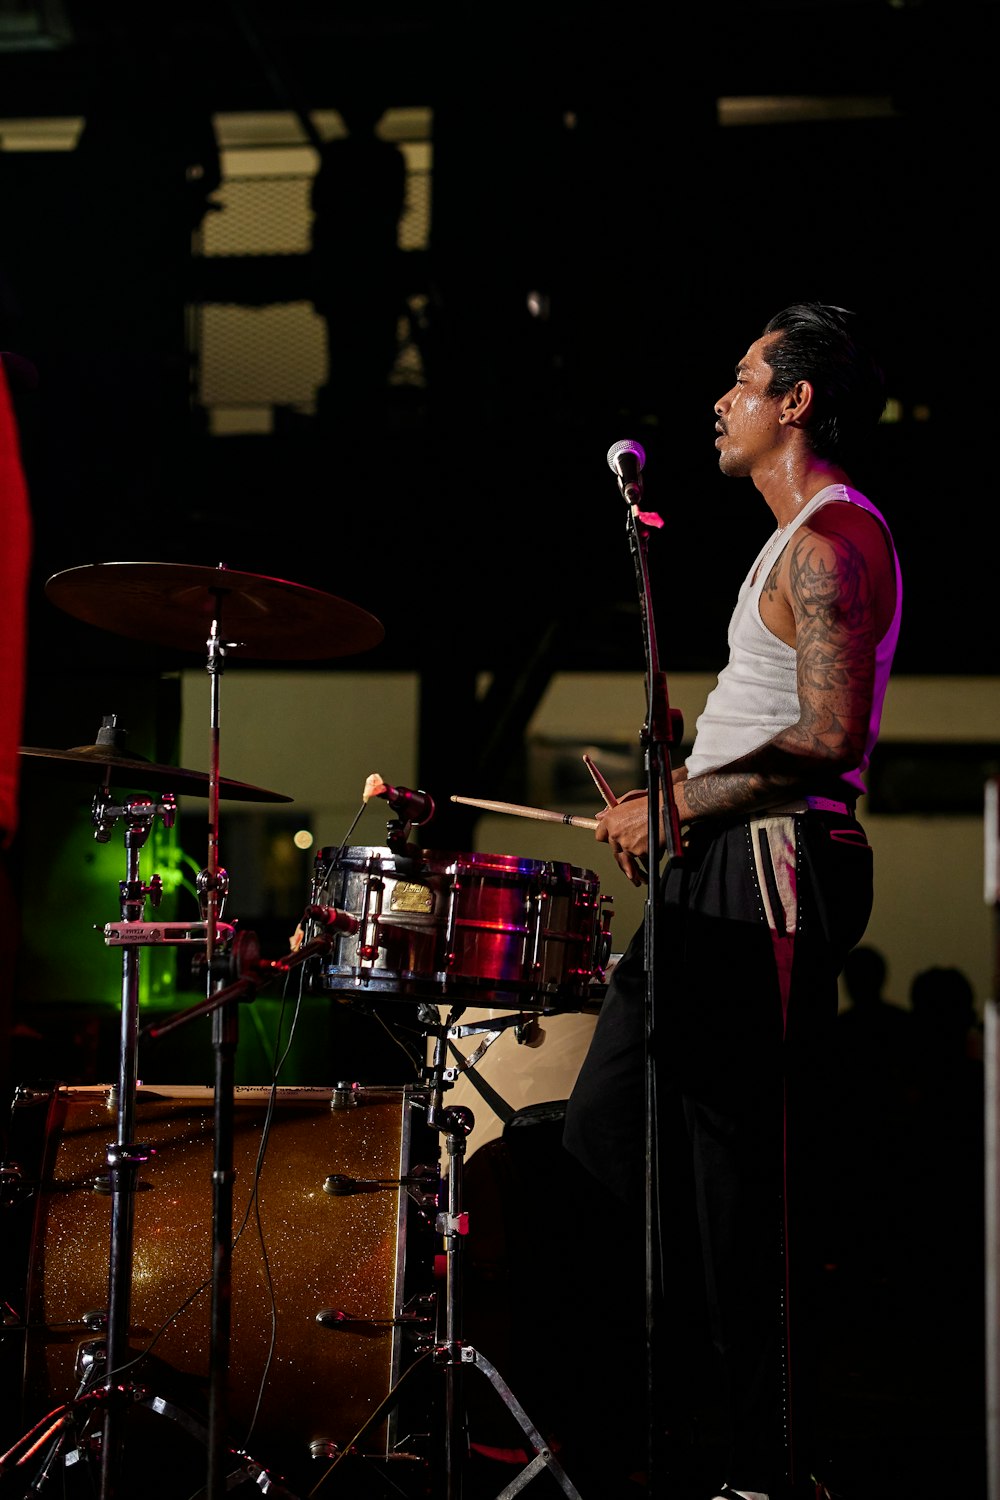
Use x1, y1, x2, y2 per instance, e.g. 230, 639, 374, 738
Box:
613, 446, 684, 1494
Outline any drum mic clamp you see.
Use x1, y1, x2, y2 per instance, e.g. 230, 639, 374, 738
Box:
375, 783, 436, 826
315, 1308, 420, 1331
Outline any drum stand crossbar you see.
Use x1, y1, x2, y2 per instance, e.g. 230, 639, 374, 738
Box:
422, 1005, 583, 1500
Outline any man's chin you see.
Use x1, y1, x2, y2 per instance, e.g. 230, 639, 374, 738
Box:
717, 449, 751, 479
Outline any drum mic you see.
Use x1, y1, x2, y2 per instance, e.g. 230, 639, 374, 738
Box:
303, 905, 360, 934
373, 784, 436, 826
607, 438, 646, 503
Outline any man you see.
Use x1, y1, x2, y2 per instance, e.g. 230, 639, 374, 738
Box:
563, 303, 902, 1500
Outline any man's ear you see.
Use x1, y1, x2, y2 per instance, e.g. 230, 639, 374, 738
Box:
781, 379, 813, 427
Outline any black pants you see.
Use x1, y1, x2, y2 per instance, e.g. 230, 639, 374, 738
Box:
563, 810, 873, 1494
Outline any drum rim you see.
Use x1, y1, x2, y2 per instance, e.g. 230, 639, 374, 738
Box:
315, 845, 601, 882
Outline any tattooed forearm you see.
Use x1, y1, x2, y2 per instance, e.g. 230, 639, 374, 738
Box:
677, 770, 803, 821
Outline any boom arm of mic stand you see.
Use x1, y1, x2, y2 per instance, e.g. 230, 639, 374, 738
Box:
141, 934, 333, 1041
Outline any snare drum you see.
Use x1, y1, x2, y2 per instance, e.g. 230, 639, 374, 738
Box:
306, 846, 613, 1009
0, 1083, 438, 1488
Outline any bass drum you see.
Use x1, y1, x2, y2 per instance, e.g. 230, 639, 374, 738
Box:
441, 1005, 602, 1162
306, 845, 613, 1010
0, 1083, 438, 1496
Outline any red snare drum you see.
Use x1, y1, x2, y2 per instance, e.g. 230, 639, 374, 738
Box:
305, 846, 613, 1009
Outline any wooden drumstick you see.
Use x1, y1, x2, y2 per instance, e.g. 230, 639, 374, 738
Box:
450, 795, 598, 830
582, 752, 618, 808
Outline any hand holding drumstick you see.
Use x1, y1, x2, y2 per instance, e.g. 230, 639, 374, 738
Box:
584, 753, 654, 888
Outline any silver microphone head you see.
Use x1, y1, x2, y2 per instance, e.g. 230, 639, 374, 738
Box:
606, 438, 646, 475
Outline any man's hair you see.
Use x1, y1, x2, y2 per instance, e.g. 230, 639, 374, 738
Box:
761, 302, 887, 465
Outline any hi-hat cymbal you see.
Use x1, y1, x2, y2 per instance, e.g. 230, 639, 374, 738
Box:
19, 743, 292, 803
45, 562, 385, 660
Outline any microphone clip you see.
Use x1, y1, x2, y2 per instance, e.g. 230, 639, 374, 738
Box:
606, 438, 663, 527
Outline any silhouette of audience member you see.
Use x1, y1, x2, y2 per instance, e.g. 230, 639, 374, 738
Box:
905, 965, 985, 1434
309, 102, 407, 432
830, 945, 917, 1285
908, 964, 984, 1261
838, 944, 915, 1088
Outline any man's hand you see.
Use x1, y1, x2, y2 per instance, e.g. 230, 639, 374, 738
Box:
596, 789, 650, 885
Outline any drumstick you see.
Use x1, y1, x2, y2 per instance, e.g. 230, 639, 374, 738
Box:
582, 752, 618, 808
450, 795, 598, 830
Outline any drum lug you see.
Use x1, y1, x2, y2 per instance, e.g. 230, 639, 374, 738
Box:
405, 1163, 440, 1211
359, 873, 385, 965
11, 1085, 51, 1108
106, 1141, 155, 1168
331, 1081, 361, 1109
309, 1438, 342, 1460
74, 1337, 107, 1383
0, 1161, 33, 1207
514, 1017, 543, 1046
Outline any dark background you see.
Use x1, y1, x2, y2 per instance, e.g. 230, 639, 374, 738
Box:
0, 8, 994, 1496
3, 0, 992, 1014
1, 1, 993, 1018
0, 2, 990, 722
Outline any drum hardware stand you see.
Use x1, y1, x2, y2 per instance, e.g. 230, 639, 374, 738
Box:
34, 775, 187, 1500
199, 584, 249, 1500
422, 1006, 584, 1500
141, 926, 341, 1500
31, 563, 384, 1499
444, 1014, 542, 1133
610, 440, 685, 1495
77, 591, 283, 1500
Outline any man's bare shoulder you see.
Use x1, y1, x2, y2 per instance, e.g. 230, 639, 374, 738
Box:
787, 500, 896, 634
802, 497, 891, 558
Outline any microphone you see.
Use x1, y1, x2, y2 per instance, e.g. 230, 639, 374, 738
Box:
303, 905, 360, 935
607, 438, 646, 503
375, 784, 436, 826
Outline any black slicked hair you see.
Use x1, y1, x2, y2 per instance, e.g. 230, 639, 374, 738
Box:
761, 302, 887, 465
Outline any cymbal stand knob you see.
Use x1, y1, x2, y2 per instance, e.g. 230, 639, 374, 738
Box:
94, 713, 128, 753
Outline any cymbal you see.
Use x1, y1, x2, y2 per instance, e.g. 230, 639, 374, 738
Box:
45, 562, 385, 660
19, 744, 292, 803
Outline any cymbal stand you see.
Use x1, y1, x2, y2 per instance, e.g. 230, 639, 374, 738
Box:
111, 586, 243, 1500
200, 589, 239, 1500
423, 1006, 583, 1500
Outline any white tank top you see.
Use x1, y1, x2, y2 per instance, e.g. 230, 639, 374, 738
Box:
685, 483, 902, 797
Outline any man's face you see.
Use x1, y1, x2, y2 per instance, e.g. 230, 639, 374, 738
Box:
713, 332, 785, 478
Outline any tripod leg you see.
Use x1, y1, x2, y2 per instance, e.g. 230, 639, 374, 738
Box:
462, 1347, 582, 1499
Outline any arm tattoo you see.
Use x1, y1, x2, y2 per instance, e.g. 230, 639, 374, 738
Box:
787, 528, 874, 758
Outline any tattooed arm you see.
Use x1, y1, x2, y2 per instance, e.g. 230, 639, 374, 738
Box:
597, 507, 893, 880
678, 512, 879, 816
